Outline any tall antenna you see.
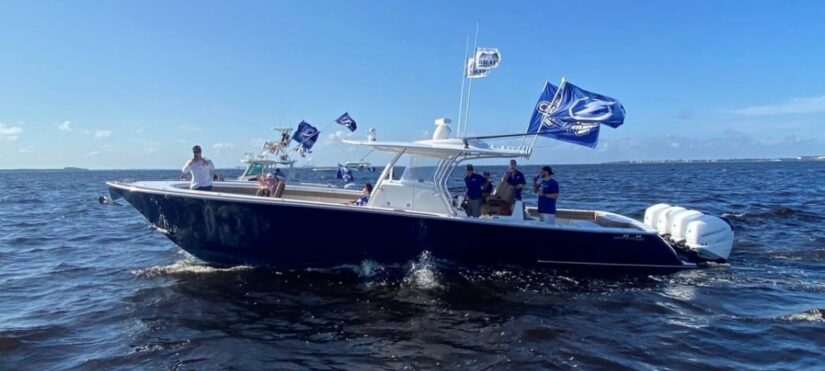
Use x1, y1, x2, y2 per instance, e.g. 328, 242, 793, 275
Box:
462, 22, 480, 138
456, 34, 471, 138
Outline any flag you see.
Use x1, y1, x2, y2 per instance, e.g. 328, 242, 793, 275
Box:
465, 58, 490, 79
291, 121, 320, 156
336, 164, 354, 182
335, 112, 357, 132
526, 81, 624, 148
474, 48, 501, 69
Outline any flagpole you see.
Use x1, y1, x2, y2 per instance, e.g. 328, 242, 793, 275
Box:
463, 22, 480, 138
529, 76, 565, 154
456, 34, 470, 139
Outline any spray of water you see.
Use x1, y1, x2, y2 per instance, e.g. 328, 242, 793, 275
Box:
403, 250, 441, 290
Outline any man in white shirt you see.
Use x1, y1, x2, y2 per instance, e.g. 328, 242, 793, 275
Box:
181, 145, 215, 191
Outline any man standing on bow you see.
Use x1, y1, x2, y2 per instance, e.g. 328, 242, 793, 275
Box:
463, 164, 486, 218
534, 165, 559, 224
181, 145, 215, 191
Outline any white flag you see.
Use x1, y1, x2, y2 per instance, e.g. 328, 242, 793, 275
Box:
474, 48, 501, 69
465, 58, 490, 79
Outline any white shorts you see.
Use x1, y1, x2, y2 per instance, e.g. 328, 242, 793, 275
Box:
540, 213, 556, 224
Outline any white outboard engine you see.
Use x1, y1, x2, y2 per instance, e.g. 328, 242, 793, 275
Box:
669, 209, 704, 243
644, 203, 671, 229
656, 206, 686, 236
645, 203, 735, 262
685, 215, 734, 261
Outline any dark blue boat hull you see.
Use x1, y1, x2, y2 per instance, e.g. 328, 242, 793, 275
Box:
112, 185, 693, 273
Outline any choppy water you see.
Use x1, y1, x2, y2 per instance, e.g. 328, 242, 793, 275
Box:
1, 162, 823, 369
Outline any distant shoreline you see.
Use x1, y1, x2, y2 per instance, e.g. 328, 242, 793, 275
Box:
2, 156, 823, 172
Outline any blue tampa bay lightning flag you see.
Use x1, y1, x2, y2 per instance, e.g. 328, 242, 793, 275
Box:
335, 112, 357, 132
336, 164, 354, 182
527, 81, 625, 148
291, 121, 320, 156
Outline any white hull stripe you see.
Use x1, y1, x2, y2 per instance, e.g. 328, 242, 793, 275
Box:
536, 259, 695, 269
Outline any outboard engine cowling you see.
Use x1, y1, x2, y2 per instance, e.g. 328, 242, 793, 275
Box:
685, 215, 734, 261
669, 209, 704, 243
656, 206, 686, 235
644, 203, 671, 229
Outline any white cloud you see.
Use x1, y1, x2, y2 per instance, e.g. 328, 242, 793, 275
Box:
727, 95, 825, 116
93, 129, 112, 139
85, 150, 101, 158
212, 142, 236, 150
179, 123, 203, 132
19, 147, 35, 154
0, 122, 23, 142
58, 120, 72, 132
141, 141, 161, 156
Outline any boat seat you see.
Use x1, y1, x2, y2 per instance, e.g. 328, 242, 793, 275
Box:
272, 182, 285, 198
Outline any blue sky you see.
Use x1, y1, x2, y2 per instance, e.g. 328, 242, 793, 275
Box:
1, 1, 823, 169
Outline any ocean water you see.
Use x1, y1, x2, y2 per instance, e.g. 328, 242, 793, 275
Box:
1, 162, 823, 370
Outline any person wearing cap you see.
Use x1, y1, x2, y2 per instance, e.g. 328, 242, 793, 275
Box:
463, 164, 486, 217
533, 165, 560, 224
181, 145, 215, 191
481, 170, 494, 204
502, 159, 526, 204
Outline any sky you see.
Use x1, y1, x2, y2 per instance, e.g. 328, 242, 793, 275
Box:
1, 0, 823, 169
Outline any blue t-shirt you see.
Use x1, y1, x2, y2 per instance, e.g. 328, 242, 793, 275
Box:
506, 170, 526, 200
465, 173, 486, 200
537, 178, 559, 214
355, 194, 369, 206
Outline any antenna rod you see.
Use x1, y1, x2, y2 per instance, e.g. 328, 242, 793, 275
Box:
456, 34, 470, 138
462, 22, 480, 138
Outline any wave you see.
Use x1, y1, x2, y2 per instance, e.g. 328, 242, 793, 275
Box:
132, 258, 253, 278
778, 308, 825, 322
722, 207, 823, 223
0, 196, 45, 204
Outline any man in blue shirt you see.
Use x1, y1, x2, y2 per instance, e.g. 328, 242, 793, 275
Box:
502, 159, 526, 203
463, 164, 486, 217
533, 165, 560, 224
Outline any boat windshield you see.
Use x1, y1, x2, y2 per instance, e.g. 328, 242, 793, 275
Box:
245, 163, 264, 177
399, 155, 439, 183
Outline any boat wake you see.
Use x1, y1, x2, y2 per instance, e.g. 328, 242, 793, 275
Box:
132, 257, 253, 278
778, 308, 825, 322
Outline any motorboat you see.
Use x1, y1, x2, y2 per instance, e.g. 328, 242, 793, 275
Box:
236, 128, 297, 182
107, 118, 734, 273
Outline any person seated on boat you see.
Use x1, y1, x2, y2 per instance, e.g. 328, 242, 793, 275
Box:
256, 173, 277, 197
501, 159, 526, 205
463, 164, 486, 218
181, 145, 215, 191
350, 183, 373, 206
533, 165, 559, 224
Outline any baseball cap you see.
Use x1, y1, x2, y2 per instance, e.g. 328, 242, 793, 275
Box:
265, 173, 274, 179
542, 166, 554, 175
465, 164, 474, 170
